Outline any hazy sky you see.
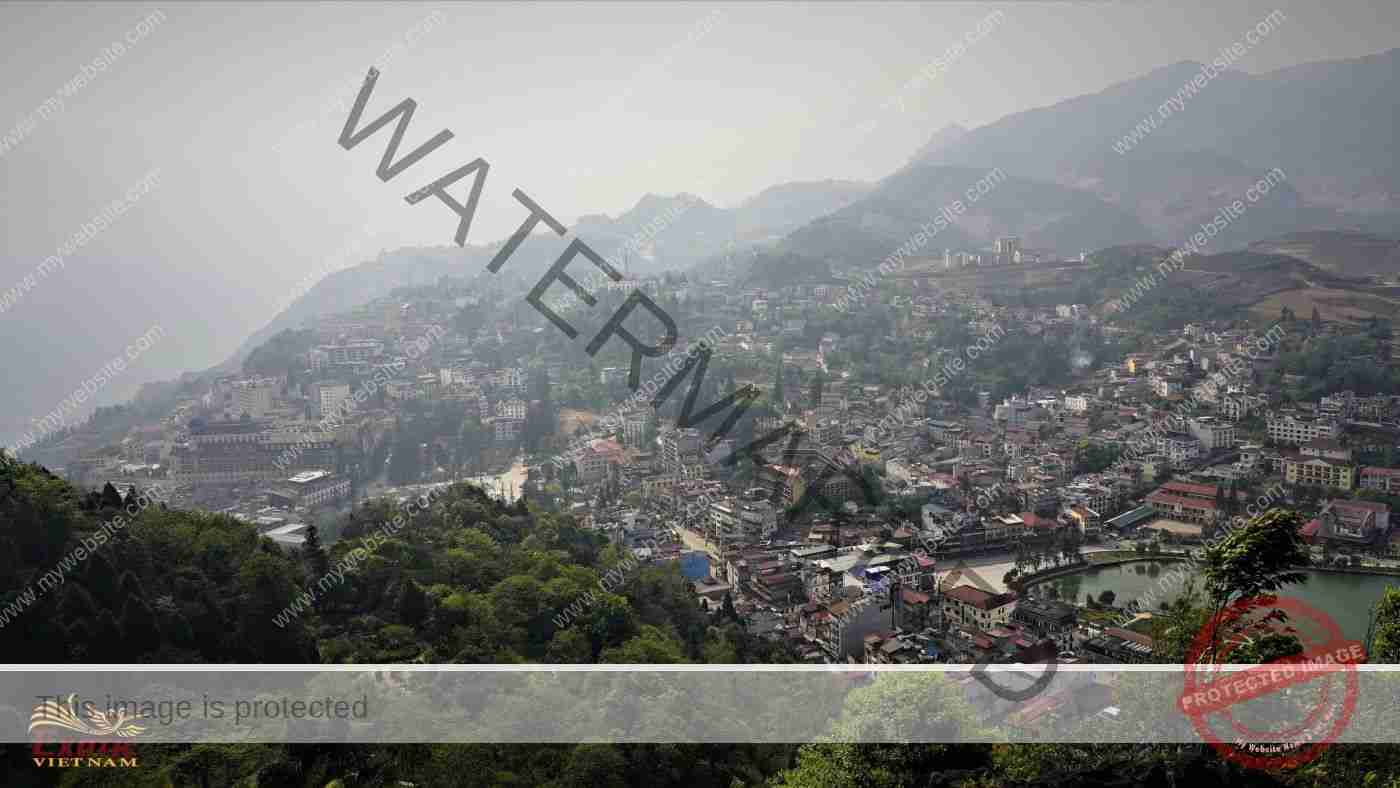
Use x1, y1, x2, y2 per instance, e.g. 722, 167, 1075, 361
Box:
1, 0, 1397, 446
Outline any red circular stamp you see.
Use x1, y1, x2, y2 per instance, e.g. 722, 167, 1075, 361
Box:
1177, 595, 1363, 770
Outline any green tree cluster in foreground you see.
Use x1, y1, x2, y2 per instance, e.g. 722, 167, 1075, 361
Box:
7, 454, 1400, 787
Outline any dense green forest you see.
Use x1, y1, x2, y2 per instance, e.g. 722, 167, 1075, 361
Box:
1269, 329, 1400, 401
5, 456, 1400, 786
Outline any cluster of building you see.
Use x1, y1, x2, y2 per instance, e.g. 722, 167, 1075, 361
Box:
28, 241, 1400, 672
570, 285, 1400, 665
52, 285, 562, 519
936, 238, 1087, 269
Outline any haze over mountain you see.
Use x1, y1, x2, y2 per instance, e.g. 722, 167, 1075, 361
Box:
224, 179, 869, 371
1248, 230, 1400, 278
5, 1, 1399, 449
906, 123, 968, 165
733, 180, 872, 239
44, 44, 1400, 437
780, 164, 1154, 265
238, 42, 1400, 359
912, 51, 1400, 239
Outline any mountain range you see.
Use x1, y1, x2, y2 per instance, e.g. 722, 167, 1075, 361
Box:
911, 51, 1400, 237
230, 48, 1400, 367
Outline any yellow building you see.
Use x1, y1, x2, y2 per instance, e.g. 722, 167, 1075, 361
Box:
1282, 456, 1355, 490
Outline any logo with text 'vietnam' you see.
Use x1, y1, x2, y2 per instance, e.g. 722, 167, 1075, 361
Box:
28, 694, 144, 768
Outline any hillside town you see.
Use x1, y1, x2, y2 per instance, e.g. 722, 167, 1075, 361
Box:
25, 245, 1400, 674
11, 1, 1400, 782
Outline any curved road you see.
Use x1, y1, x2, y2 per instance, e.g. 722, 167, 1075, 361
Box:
677, 526, 1121, 593
940, 544, 1120, 592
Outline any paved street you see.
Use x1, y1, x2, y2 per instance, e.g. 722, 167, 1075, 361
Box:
678, 525, 721, 560
674, 529, 1123, 593
941, 544, 1120, 592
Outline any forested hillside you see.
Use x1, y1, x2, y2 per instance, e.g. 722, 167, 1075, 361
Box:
0, 456, 787, 667
5, 455, 1400, 786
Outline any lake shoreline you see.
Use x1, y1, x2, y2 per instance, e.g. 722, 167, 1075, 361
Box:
1019, 553, 1400, 589
1017, 552, 1187, 589
1020, 556, 1400, 642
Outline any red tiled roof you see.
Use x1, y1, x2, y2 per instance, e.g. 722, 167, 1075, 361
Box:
588, 437, 627, 460
1158, 481, 1219, 498
1333, 500, 1389, 513
902, 588, 931, 605
1020, 512, 1057, 529
1147, 492, 1218, 510
944, 584, 1014, 610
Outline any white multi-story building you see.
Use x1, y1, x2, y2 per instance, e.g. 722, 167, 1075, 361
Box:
995, 236, 1022, 262
1188, 416, 1237, 452
1064, 395, 1089, 413
1319, 392, 1355, 420
1156, 432, 1203, 469
496, 367, 526, 392
230, 379, 275, 419
622, 414, 649, 448
493, 418, 523, 444
1062, 482, 1115, 519
1219, 395, 1252, 421
1267, 413, 1341, 445
709, 496, 778, 541
662, 428, 703, 473
316, 382, 352, 418
495, 397, 528, 420
312, 341, 382, 371
269, 470, 351, 508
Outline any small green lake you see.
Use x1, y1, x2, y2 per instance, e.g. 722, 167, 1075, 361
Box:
1033, 561, 1399, 643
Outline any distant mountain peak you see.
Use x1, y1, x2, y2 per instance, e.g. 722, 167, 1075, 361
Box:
1161, 59, 1206, 73
909, 123, 970, 164
632, 192, 710, 212
741, 179, 868, 202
